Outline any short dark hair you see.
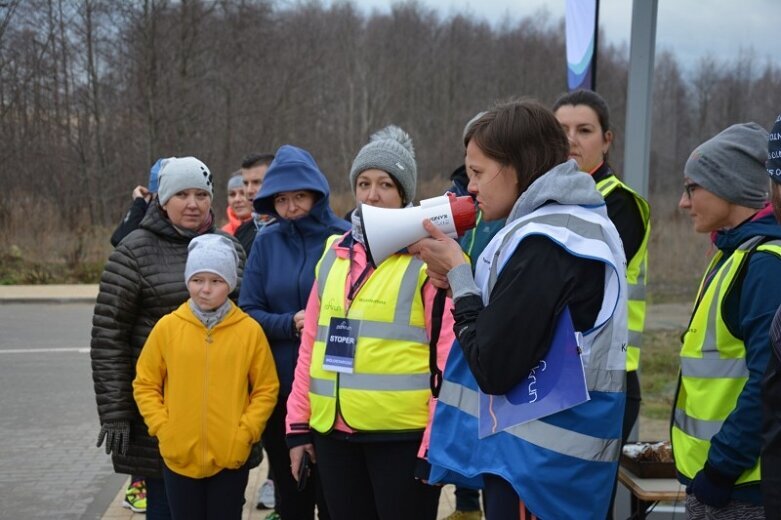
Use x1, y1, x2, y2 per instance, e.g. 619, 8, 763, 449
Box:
552, 89, 611, 133
241, 152, 275, 169
464, 99, 569, 194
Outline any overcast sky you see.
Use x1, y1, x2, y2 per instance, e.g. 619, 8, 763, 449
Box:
338, 0, 778, 73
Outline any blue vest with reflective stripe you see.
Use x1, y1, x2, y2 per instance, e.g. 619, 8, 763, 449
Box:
428, 203, 628, 520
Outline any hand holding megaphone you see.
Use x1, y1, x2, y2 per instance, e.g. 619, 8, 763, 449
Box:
360, 193, 476, 267
408, 220, 469, 290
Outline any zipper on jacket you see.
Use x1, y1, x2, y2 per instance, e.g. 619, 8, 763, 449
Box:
202, 329, 210, 476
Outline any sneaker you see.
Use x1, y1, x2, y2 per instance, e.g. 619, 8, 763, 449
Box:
444, 511, 482, 520
122, 479, 147, 513
256, 479, 276, 509
264, 512, 281, 520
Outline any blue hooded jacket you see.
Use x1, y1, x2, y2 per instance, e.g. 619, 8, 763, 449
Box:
239, 145, 350, 395
678, 210, 781, 505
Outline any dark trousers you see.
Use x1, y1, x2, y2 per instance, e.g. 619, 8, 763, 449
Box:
313, 433, 441, 520
146, 476, 172, 520
607, 369, 642, 519
455, 486, 482, 511
483, 474, 526, 520
162, 464, 249, 520
263, 397, 329, 519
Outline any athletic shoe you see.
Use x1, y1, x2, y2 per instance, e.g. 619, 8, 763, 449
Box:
122, 479, 147, 513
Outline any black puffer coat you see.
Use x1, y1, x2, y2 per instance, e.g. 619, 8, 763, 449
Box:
90, 202, 247, 477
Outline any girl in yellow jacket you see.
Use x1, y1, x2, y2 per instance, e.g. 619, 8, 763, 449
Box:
134, 234, 279, 520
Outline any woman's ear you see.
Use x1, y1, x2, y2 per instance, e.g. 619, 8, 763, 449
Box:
603, 129, 614, 155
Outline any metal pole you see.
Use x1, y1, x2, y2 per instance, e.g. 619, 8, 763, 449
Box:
614, 4, 658, 518
591, 0, 600, 90
623, 0, 658, 198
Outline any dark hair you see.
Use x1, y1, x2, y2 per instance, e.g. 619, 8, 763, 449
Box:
388, 176, 406, 206
353, 169, 407, 207
464, 99, 569, 194
241, 152, 275, 169
552, 89, 611, 133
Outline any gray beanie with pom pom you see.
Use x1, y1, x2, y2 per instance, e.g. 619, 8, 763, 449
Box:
349, 125, 417, 203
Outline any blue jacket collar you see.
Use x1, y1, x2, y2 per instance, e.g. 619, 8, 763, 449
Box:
715, 208, 781, 253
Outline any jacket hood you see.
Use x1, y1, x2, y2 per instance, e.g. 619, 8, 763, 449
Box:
253, 145, 347, 236
715, 206, 781, 253
254, 145, 330, 215
507, 159, 604, 223
449, 165, 470, 197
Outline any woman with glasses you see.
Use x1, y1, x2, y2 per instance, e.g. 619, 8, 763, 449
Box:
672, 123, 781, 519
239, 145, 348, 520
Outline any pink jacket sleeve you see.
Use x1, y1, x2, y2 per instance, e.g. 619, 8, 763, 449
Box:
285, 282, 320, 436
417, 281, 456, 460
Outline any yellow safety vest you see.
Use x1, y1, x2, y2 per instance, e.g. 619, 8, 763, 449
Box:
672, 236, 781, 484
597, 175, 650, 372
308, 235, 431, 433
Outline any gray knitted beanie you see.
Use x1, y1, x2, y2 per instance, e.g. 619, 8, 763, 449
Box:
158, 156, 214, 207
349, 125, 417, 203
684, 122, 769, 209
184, 234, 239, 291
227, 173, 244, 192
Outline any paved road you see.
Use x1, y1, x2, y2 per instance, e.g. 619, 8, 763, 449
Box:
0, 293, 690, 519
0, 303, 124, 519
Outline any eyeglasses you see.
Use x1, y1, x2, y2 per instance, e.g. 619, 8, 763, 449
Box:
684, 183, 700, 199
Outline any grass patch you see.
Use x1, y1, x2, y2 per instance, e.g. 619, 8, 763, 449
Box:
640, 329, 682, 421
0, 250, 105, 284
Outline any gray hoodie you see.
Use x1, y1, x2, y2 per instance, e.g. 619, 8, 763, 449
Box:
449, 159, 605, 300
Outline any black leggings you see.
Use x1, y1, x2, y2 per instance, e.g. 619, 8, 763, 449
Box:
263, 398, 329, 519
313, 433, 441, 520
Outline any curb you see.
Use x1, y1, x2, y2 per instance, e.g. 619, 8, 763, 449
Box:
0, 285, 98, 304
0, 296, 98, 304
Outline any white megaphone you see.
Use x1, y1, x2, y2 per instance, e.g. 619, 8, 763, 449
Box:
360, 193, 477, 267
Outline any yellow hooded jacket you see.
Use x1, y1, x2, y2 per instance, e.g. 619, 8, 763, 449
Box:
134, 301, 279, 478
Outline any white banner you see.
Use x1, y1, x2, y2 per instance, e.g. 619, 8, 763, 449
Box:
565, 0, 599, 91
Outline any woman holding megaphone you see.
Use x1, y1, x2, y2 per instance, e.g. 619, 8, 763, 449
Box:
409, 100, 629, 520
285, 125, 455, 519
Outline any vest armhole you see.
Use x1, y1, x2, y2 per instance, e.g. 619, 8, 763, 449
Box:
721, 238, 781, 340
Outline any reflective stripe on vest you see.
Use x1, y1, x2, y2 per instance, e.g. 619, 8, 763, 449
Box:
309, 237, 430, 433
438, 378, 621, 463
672, 237, 781, 484
597, 175, 651, 372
